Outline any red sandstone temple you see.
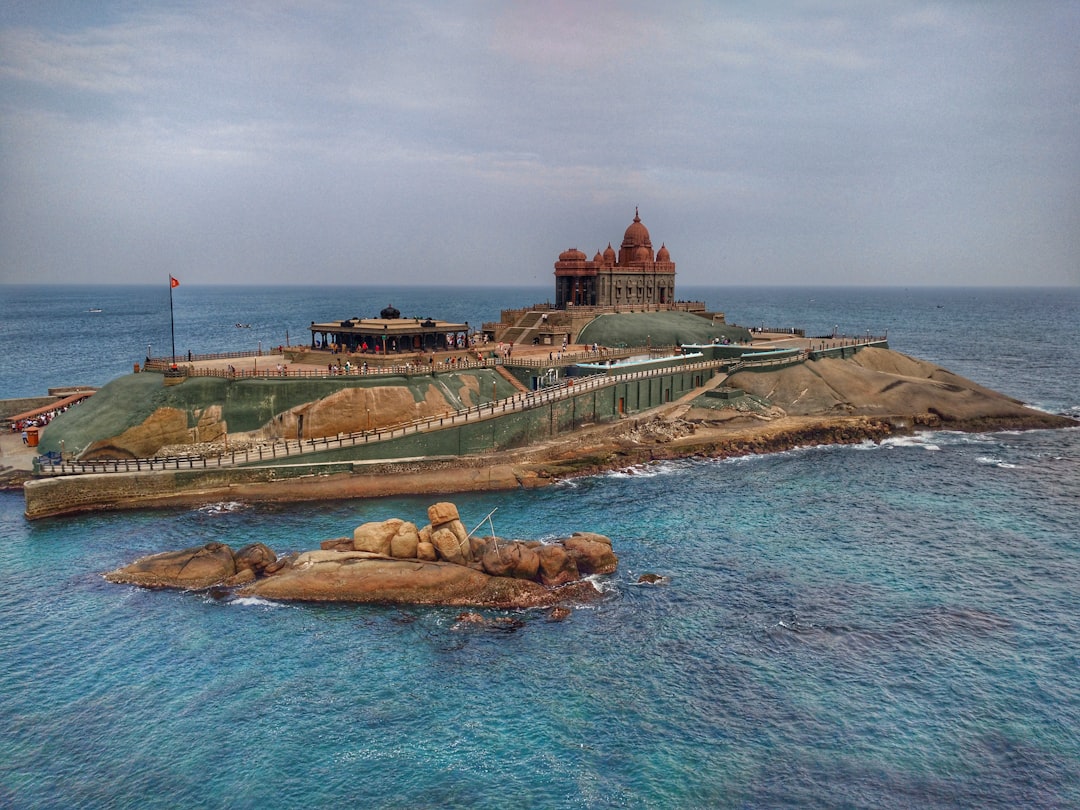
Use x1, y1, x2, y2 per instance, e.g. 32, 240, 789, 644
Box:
484, 208, 711, 345
554, 208, 676, 308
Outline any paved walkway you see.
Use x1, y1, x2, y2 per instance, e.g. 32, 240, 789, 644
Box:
0, 430, 38, 471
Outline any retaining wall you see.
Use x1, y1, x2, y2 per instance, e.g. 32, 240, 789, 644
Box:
25, 365, 716, 518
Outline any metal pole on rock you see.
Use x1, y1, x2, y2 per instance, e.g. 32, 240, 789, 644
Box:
169, 275, 179, 367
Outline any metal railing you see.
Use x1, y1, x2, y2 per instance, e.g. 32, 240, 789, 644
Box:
139, 347, 653, 380
34, 348, 829, 477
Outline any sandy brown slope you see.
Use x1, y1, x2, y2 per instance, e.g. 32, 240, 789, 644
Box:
725, 346, 1070, 429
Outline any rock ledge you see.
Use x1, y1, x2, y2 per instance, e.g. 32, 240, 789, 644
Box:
104, 501, 617, 610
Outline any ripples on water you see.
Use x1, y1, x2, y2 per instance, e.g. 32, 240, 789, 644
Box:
3, 428, 1077, 807
1, 286, 1078, 807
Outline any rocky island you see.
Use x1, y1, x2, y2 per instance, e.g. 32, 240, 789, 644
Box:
11, 211, 1078, 519
105, 501, 617, 610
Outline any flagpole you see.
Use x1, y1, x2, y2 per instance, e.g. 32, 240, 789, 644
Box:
169, 276, 177, 367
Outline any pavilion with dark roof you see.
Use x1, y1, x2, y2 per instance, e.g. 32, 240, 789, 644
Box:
309, 305, 470, 354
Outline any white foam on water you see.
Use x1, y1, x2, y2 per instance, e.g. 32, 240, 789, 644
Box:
976, 456, 1019, 469
228, 596, 285, 608
584, 574, 617, 594
880, 434, 941, 451
197, 501, 249, 515
848, 439, 885, 451
602, 460, 683, 479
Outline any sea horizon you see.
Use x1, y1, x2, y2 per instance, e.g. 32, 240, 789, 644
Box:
1, 284, 1078, 807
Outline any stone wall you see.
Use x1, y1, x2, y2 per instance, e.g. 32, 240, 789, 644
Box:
23, 457, 530, 520
24, 365, 714, 519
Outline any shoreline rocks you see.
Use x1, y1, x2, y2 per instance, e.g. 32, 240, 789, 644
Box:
104, 502, 617, 609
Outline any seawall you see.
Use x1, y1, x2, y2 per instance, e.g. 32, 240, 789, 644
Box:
23, 457, 543, 519
25, 366, 715, 518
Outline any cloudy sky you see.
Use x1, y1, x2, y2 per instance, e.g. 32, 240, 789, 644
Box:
1, 1, 1077, 287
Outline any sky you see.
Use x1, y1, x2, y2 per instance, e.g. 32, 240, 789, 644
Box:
1, 1, 1077, 288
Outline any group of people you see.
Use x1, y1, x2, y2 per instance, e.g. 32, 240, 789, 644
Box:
10, 400, 80, 444
328, 360, 368, 375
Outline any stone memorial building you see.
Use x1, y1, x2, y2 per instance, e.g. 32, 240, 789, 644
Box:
553, 208, 676, 308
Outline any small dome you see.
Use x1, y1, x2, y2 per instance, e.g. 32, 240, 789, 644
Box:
559, 248, 587, 262
593, 250, 604, 263
622, 207, 651, 250
603, 243, 616, 264
633, 245, 651, 262
656, 243, 670, 262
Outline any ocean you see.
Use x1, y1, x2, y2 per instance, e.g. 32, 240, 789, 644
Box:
1, 285, 1078, 809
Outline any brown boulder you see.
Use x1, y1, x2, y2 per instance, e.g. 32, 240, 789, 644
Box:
263, 552, 297, 575
431, 526, 469, 565
446, 520, 471, 557
222, 568, 256, 587
469, 535, 488, 560
234, 543, 277, 575
390, 522, 420, 559
536, 543, 580, 587
353, 519, 403, 554
104, 542, 237, 589
417, 541, 438, 561
481, 541, 540, 580
637, 573, 668, 584
239, 556, 561, 608
427, 502, 460, 525
319, 537, 352, 551
563, 532, 617, 575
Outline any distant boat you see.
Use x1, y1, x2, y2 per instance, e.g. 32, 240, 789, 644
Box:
87, 308, 103, 313
235, 323, 251, 328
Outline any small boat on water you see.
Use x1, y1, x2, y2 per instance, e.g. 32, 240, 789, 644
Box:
87, 308, 103, 313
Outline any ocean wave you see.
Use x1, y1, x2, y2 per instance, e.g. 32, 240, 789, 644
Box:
583, 573, 617, 594
228, 596, 285, 608
601, 460, 684, 479
880, 434, 941, 451
976, 456, 1020, 469
197, 501, 249, 515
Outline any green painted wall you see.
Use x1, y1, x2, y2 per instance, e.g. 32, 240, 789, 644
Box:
234, 366, 716, 466
38, 369, 517, 455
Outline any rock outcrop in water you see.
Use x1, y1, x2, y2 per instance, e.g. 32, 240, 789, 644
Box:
725, 346, 1074, 430
104, 501, 616, 609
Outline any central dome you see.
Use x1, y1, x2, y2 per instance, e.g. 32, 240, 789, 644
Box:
621, 208, 651, 249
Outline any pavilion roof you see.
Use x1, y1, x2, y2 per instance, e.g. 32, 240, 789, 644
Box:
310, 317, 469, 335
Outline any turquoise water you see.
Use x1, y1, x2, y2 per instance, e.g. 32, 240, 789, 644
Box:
1, 286, 1078, 808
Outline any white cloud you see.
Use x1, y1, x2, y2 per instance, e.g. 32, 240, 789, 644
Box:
1, 1, 1077, 287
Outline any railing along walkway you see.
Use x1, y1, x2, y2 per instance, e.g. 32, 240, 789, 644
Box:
35, 346, 856, 478
144, 347, 652, 379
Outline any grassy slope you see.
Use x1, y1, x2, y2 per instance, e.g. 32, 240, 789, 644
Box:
577, 311, 751, 347
38, 369, 515, 455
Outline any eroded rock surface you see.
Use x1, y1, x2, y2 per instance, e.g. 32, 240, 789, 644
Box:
104, 502, 617, 609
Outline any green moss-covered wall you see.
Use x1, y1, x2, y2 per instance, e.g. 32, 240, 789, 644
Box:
233, 367, 715, 465
38, 370, 517, 455
577, 311, 751, 348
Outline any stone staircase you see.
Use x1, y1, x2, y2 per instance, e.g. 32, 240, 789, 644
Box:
495, 365, 531, 394
500, 311, 546, 345
663, 371, 730, 420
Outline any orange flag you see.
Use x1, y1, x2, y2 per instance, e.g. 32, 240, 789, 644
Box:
170, 276, 180, 288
